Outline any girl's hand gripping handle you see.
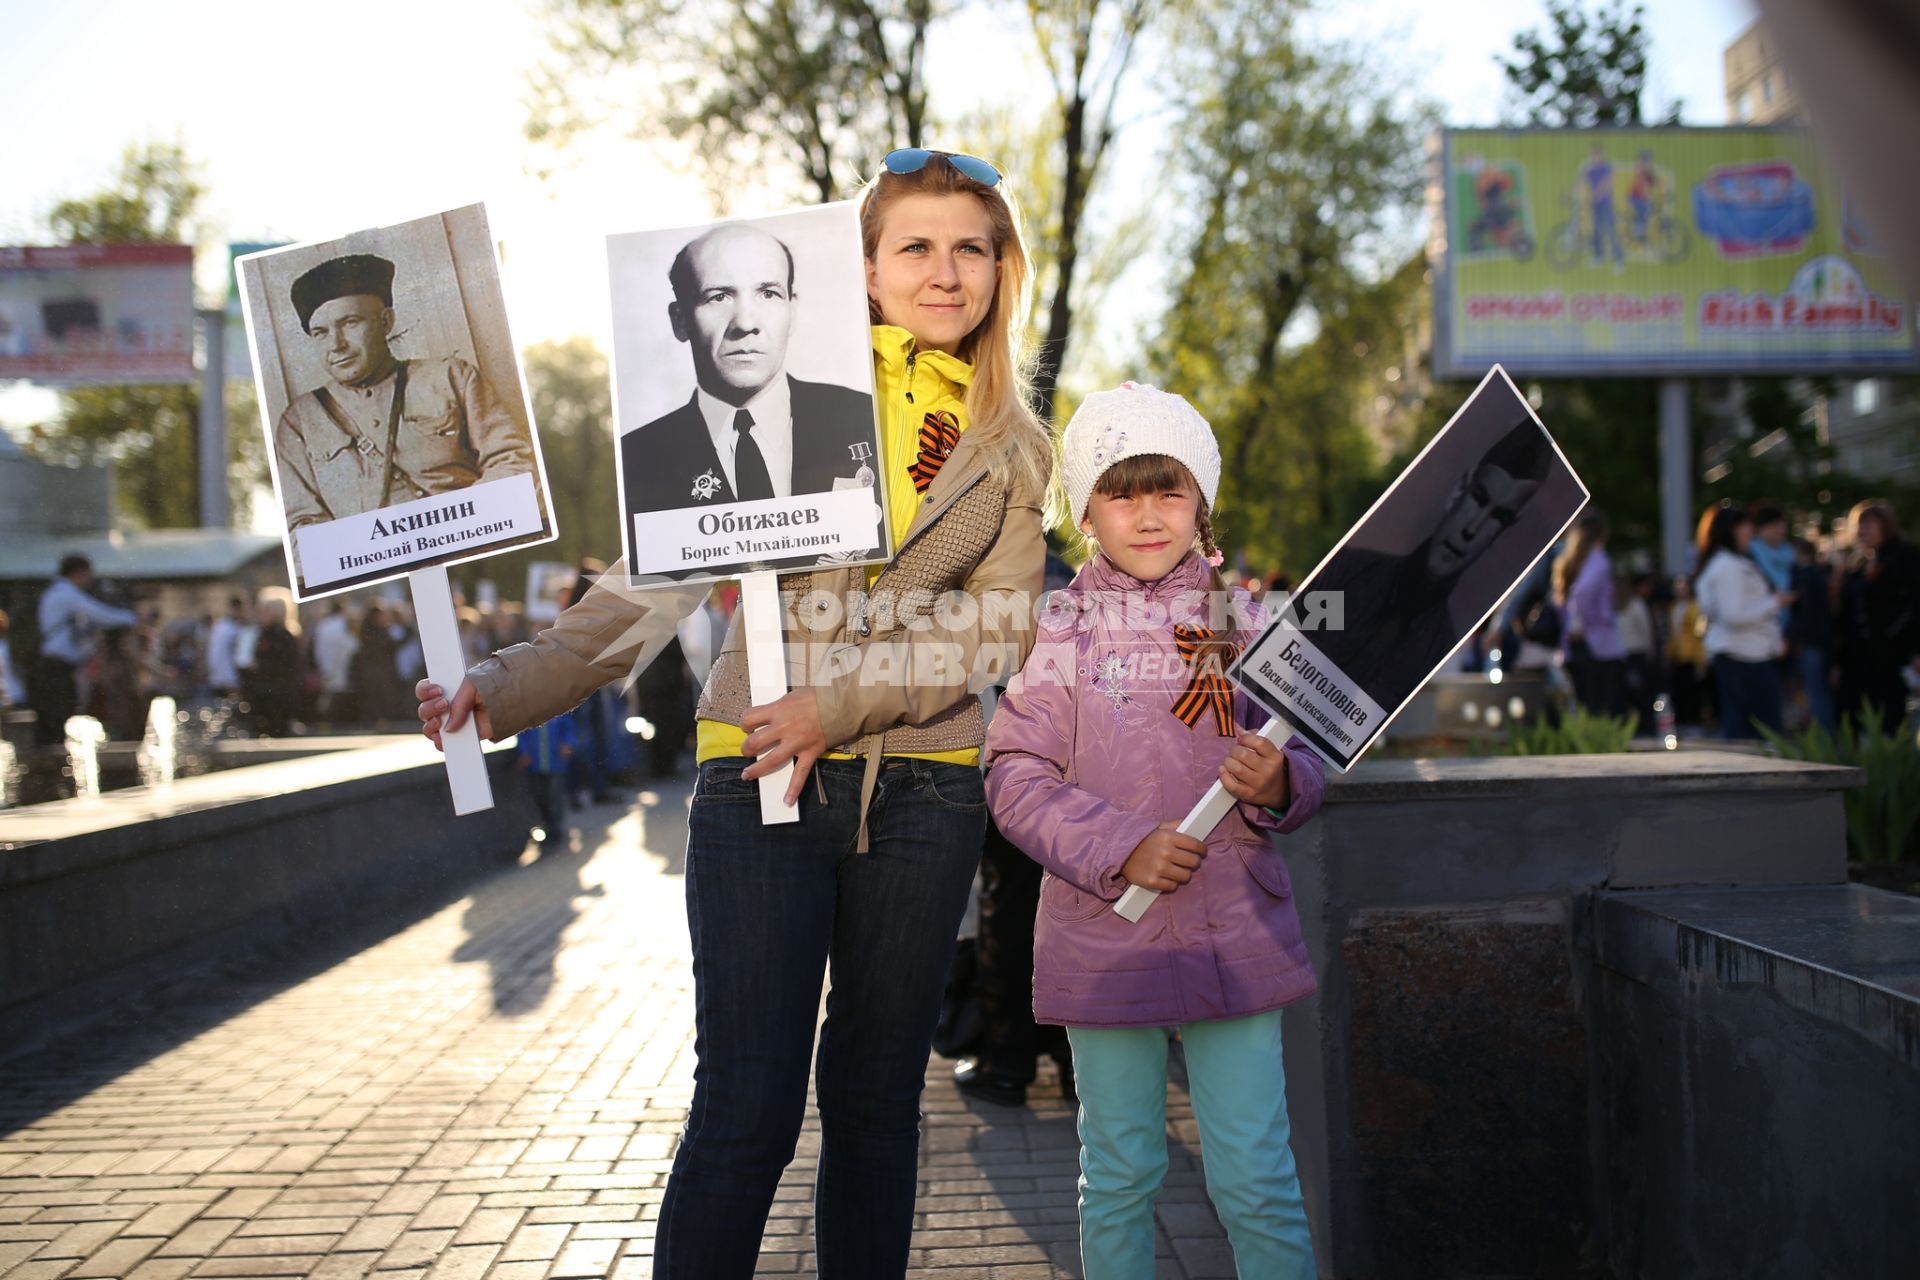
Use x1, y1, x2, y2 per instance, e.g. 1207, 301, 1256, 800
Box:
1114, 718, 1291, 923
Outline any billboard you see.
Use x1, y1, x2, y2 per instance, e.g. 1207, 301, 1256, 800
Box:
0, 244, 196, 384
1434, 127, 1919, 378
225, 241, 286, 382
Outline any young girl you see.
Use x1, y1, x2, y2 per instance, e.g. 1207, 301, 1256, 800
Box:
984, 384, 1323, 1278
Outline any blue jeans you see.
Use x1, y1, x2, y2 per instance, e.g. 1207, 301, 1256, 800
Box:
1712, 653, 1784, 739
655, 755, 986, 1279
1068, 1011, 1315, 1280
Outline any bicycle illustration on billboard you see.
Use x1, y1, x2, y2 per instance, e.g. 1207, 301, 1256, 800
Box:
1456, 155, 1536, 261
1546, 146, 1689, 270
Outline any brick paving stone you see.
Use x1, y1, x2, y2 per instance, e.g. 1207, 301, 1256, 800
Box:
213, 1232, 342, 1257
4, 1261, 81, 1280
307, 1254, 380, 1280
376, 1227, 457, 1270
421, 1244, 501, 1280
549, 1234, 620, 1278
153, 1217, 240, 1257
480, 1265, 550, 1280
0, 784, 1236, 1280
188, 1255, 320, 1277
498, 1221, 571, 1263
34, 1221, 127, 1260
124, 1203, 204, 1238
407, 1195, 481, 1231
69, 1236, 161, 1278
125, 1262, 198, 1280
335, 1215, 411, 1253
200, 1189, 280, 1220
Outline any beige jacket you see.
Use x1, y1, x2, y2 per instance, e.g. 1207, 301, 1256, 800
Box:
468, 428, 1046, 846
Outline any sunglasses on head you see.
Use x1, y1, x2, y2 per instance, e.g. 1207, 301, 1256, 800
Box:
881, 148, 1002, 187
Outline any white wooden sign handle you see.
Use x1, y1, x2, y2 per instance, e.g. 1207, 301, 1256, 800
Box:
409, 565, 493, 815
1113, 718, 1290, 923
740, 571, 799, 825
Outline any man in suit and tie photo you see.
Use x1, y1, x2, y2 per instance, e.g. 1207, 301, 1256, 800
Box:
620, 223, 874, 514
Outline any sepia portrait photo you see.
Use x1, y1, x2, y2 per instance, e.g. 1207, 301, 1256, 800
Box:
238, 203, 554, 599
606, 201, 886, 587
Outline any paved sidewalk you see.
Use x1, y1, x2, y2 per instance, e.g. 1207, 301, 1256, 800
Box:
0, 778, 1233, 1278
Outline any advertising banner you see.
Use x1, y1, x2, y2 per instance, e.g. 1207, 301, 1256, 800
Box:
0, 244, 196, 384
1436, 127, 1919, 377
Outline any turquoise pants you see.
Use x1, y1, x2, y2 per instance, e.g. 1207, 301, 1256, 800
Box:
1066, 1010, 1315, 1280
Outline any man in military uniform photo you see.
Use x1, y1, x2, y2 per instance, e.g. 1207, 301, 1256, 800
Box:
272, 253, 534, 530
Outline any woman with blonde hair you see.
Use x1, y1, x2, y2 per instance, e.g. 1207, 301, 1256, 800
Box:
417, 149, 1054, 1277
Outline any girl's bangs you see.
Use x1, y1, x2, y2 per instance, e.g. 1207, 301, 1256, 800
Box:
1092, 453, 1197, 500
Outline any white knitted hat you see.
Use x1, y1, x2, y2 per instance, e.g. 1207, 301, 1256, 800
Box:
1061, 381, 1221, 525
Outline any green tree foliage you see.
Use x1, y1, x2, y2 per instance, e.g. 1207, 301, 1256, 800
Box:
48, 141, 204, 245
1149, 3, 1430, 578
459, 339, 623, 597
1497, 0, 1675, 128
1494, 1, 1676, 558
26, 142, 221, 530
527, 0, 932, 203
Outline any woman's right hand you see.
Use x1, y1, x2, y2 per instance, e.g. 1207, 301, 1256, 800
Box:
417, 678, 493, 751
1121, 822, 1207, 894
1777, 591, 1798, 607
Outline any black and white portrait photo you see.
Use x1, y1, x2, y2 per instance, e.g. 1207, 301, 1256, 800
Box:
1234, 369, 1587, 767
238, 204, 554, 599
607, 203, 886, 586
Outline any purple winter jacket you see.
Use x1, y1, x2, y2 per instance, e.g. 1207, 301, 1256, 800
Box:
983, 552, 1324, 1029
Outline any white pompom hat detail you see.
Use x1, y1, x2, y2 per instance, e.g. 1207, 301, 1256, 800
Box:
1060, 381, 1221, 525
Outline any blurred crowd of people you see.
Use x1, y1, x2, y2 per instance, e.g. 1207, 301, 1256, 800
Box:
1482, 497, 1919, 740
0, 558, 720, 795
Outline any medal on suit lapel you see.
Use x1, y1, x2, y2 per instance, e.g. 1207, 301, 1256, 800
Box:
690, 469, 723, 500
848, 441, 875, 487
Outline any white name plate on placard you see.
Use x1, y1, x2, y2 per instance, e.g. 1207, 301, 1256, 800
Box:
296, 472, 543, 590
630, 487, 882, 579
1235, 620, 1390, 764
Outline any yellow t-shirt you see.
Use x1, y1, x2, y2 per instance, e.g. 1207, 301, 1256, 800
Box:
695, 327, 979, 766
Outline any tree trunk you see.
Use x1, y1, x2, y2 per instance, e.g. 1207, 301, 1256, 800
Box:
1033, 90, 1088, 417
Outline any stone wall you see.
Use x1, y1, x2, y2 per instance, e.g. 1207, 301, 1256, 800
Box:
1277, 752, 1859, 1278
0, 739, 533, 1054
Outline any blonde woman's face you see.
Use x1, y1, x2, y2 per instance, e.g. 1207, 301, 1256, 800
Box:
866, 193, 997, 356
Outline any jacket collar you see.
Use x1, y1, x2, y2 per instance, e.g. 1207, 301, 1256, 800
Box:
1078, 550, 1211, 603
871, 324, 974, 390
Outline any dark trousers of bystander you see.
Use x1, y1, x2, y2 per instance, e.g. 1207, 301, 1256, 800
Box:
1711, 653, 1785, 739
28, 657, 77, 747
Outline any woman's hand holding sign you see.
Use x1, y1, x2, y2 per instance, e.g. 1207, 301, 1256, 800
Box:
740, 687, 828, 806
417, 678, 494, 750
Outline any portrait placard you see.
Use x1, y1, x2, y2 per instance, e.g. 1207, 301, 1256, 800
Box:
237, 203, 556, 600
1232, 366, 1588, 769
606, 202, 887, 588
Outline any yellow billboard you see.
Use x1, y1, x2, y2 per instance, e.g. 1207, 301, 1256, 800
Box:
1434, 127, 1917, 377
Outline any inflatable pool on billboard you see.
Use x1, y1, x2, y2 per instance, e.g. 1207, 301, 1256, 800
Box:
1692, 162, 1815, 259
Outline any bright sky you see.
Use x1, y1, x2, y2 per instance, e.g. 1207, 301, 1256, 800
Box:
0, 0, 1759, 438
